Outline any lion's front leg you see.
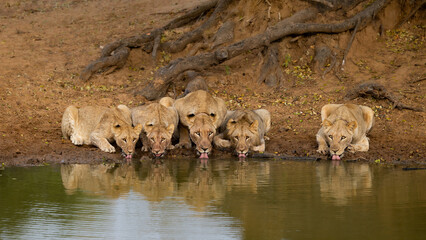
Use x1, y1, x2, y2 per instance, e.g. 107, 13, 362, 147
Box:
141, 132, 150, 152
316, 131, 328, 155
176, 124, 192, 149
347, 136, 369, 153
213, 133, 231, 149
90, 133, 116, 153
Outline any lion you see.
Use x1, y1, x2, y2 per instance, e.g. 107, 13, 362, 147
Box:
61, 105, 142, 159
174, 90, 227, 159
316, 104, 374, 160
214, 109, 271, 158
131, 97, 179, 157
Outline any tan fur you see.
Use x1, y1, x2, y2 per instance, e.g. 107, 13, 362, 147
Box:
61, 105, 142, 157
174, 90, 227, 155
131, 97, 178, 157
316, 104, 374, 158
214, 109, 271, 156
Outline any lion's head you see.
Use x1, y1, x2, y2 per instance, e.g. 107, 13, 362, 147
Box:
227, 118, 260, 157
322, 119, 357, 160
188, 114, 216, 157
144, 124, 175, 157
112, 123, 142, 159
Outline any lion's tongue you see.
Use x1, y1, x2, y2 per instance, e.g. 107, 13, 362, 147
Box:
199, 153, 209, 159
332, 155, 341, 161
238, 153, 246, 158
126, 154, 132, 159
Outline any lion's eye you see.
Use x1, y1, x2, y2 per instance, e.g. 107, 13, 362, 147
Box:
341, 136, 346, 140
122, 138, 127, 143
161, 138, 165, 142
133, 138, 137, 142
210, 113, 216, 117
234, 136, 239, 140
196, 132, 201, 136
328, 135, 333, 140
150, 138, 155, 142
208, 131, 213, 136
246, 136, 250, 140
188, 113, 195, 118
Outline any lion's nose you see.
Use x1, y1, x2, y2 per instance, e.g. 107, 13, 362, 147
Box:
201, 147, 208, 152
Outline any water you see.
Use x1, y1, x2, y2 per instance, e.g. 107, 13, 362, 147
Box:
0, 159, 425, 240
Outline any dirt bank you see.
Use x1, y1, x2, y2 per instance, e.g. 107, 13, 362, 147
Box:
0, 0, 424, 166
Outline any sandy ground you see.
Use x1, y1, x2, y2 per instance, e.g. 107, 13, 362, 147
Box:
0, 0, 424, 166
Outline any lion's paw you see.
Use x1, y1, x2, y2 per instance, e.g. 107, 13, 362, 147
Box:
215, 138, 231, 148
176, 142, 192, 149
100, 144, 116, 153
316, 147, 328, 155
70, 135, 84, 145
141, 146, 149, 152
347, 145, 356, 153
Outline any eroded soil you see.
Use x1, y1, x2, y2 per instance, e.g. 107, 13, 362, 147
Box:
0, 0, 424, 166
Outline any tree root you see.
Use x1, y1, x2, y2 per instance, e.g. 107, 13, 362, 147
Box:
138, 0, 390, 99
80, 0, 219, 81
162, 0, 233, 53
257, 44, 284, 86
313, 45, 336, 78
396, 0, 426, 28
344, 82, 423, 112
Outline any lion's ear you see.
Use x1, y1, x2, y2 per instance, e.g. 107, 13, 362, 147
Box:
250, 120, 259, 132
226, 119, 237, 130
134, 124, 142, 134
322, 119, 333, 128
347, 121, 357, 132
167, 124, 175, 135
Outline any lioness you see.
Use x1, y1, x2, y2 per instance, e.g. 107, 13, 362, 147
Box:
174, 90, 227, 159
214, 109, 271, 158
316, 104, 374, 160
131, 97, 179, 157
61, 105, 142, 159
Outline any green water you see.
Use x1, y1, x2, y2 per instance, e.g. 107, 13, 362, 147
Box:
0, 159, 425, 240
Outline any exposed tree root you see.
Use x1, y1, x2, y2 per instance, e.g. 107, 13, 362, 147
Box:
341, 19, 360, 70
344, 82, 423, 112
139, 0, 390, 99
162, 0, 233, 53
80, 0, 391, 99
257, 44, 284, 86
80, 0, 219, 81
211, 20, 235, 49
313, 45, 336, 78
396, 0, 426, 28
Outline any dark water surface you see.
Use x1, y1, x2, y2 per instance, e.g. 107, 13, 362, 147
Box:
1, 159, 425, 240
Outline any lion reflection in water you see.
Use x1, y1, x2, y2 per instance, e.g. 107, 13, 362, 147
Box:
61, 160, 271, 210
316, 162, 372, 206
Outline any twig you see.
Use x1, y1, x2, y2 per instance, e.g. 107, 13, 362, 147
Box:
341, 19, 360, 70
80, 0, 219, 81
396, 0, 426, 28
345, 82, 423, 112
409, 76, 426, 84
